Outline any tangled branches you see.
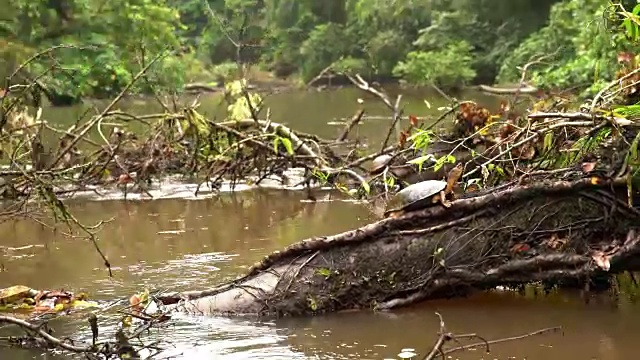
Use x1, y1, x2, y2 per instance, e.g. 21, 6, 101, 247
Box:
0, 291, 171, 359
147, 58, 640, 319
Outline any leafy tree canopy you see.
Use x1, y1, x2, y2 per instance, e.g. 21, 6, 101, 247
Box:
2, 0, 636, 99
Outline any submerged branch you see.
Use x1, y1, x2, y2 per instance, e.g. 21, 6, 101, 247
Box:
422, 313, 560, 360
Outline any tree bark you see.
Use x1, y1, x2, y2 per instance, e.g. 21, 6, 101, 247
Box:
158, 177, 640, 317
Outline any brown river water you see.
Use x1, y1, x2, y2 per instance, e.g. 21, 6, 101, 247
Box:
1, 87, 639, 359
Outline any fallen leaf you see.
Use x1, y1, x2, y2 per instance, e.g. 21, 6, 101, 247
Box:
542, 234, 567, 250
511, 243, 530, 253
591, 251, 611, 271
398, 131, 408, 147
129, 294, 142, 311
513, 144, 535, 160
581, 162, 597, 173
499, 120, 515, 139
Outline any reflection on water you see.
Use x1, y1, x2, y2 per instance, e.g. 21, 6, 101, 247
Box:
41, 87, 499, 148
2, 89, 640, 359
280, 291, 640, 360
0, 189, 375, 359
0, 190, 373, 293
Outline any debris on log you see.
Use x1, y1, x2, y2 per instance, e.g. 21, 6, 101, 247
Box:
158, 176, 640, 316
155, 69, 640, 318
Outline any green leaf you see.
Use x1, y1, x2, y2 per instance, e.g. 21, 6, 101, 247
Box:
280, 137, 294, 155
316, 268, 331, 277
273, 138, 281, 154
408, 129, 435, 152
407, 154, 435, 172
386, 175, 396, 187
361, 181, 371, 194
433, 154, 456, 172
543, 131, 553, 152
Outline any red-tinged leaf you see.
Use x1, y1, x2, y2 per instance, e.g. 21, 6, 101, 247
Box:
409, 115, 418, 127
510, 243, 530, 253
118, 173, 133, 185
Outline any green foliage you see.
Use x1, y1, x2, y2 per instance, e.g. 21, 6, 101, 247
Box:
5, 0, 635, 100
412, 1, 558, 83
498, 0, 638, 95
210, 62, 240, 84
333, 57, 369, 75
225, 79, 263, 121
364, 30, 410, 76
393, 41, 477, 90
175, 0, 558, 86
3, 0, 195, 100
299, 23, 353, 81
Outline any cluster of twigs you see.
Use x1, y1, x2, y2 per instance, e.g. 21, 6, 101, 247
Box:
0, 294, 171, 359
0, 309, 560, 360
3, 43, 635, 230
144, 54, 640, 323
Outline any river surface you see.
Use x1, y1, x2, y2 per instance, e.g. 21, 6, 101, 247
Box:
1, 87, 639, 359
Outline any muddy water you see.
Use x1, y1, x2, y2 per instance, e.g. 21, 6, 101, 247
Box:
41, 86, 491, 146
2, 88, 639, 359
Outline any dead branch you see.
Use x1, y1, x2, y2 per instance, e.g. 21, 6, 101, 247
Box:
422, 313, 560, 360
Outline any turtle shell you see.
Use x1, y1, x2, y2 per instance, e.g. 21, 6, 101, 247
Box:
385, 180, 447, 214
0, 285, 37, 304
370, 155, 393, 174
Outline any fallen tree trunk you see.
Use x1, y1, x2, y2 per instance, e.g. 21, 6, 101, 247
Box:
159, 176, 640, 317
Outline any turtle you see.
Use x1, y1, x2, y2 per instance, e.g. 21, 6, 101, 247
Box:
0, 285, 38, 305
370, 154, 414, 179
384, 163, 464, 218
369, 154, 393, 175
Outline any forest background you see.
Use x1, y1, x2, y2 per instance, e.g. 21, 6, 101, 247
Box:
1, 0, 632, 103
